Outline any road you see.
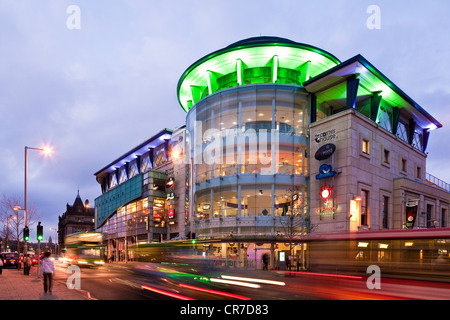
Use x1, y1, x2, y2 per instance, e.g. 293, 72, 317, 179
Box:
50, 260, 450, 301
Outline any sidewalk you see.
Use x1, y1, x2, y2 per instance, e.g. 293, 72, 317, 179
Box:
0, 266, 88, 300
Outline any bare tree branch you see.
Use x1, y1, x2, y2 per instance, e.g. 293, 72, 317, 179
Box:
0, 193, 41, 251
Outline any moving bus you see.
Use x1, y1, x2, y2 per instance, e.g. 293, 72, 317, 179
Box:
63, 232, 105, 267
304, 228, 450, 282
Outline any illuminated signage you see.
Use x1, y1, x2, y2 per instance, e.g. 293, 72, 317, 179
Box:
314, 143, 336, 160
315, 206, 337, 216
319, 183, 333, 200
166, 177, 175, 189
154, 199, 165, 207
314, 129, 336, 143
405, 199, 418, 229
315, 164, 336, 180
166, 192, 175, 200
168, 209, 175, 219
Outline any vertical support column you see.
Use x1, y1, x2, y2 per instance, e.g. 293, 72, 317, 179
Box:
236, 59, 245, 86
310, 93, 317, 124
408, 119, 416, 146
149, 147, 154, 169
190, 85, 203, 104
238, 100, 242, 174
392, 107, 400, 136
136, 155, 141, 174
207, 70, 219, 95
210, 189, 214, 219
210, 109, 215, 178
370, 91, 382, 122
346, 75, 360, 110
271, 183, 275, 218
422, 129, 430, 153
272, 55, 279, 83
272, 98, 276, 175
238, 184, 242, 218
298, 60, 311, 84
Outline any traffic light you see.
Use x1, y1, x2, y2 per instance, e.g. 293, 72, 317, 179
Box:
23, 226, 30, 241
37, 222, 43, 241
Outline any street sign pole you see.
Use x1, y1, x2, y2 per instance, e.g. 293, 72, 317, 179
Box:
37, 240, 40, 278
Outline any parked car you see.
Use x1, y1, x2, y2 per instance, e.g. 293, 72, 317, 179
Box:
3, 252, 20, 269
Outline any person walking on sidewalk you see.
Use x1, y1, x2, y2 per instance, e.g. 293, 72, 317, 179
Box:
40, 251, 55, 293
23, 254, 31, 275
0, 254, 3, 275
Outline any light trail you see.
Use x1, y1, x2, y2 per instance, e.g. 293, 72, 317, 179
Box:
141, 284, 196, 300
221, 275, 286, 286
179, 283, 251, 300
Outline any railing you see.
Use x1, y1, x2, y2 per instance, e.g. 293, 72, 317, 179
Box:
426, 173, 450, 192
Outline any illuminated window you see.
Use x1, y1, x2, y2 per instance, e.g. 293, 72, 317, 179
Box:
140, 154, 151, 173
128, 161, 139, 179
412, 130, 422, 151
109, 173, 117, 189
118, 167, 127, 184
377, 108, 392, 132
362, 139, 370, 154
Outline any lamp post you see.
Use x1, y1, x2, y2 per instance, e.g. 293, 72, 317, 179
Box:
24, 146, 50, 255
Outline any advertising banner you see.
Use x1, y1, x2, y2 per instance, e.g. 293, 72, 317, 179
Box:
405, 200, 418, 229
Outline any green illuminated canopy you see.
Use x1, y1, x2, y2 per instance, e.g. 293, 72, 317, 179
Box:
177, 36, 341, 112
303, 54, 442, 130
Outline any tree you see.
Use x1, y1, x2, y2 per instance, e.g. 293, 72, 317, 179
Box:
275, 186, 317, 271
0, 193, 40, 252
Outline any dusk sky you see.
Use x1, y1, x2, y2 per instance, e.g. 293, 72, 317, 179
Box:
1, 0, 449, 239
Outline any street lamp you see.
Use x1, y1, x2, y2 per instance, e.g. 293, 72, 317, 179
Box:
24, 145, 51, 255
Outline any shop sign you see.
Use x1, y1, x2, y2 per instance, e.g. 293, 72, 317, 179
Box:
319, 183, 333, 200
166, 177, 175, 189
316, 164, 336, 180
315, 206, 337, 216
314, 143, 336, 160
168, 209, 175, 219
154, 199, 165, 207
166, 192, 175, 200
314, 129, 336, 143
405, 199, 418, 229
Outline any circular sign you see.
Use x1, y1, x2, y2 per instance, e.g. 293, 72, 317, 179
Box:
319, 184, 333, 200
165, 177, 175, 189
315, 143, 336, 161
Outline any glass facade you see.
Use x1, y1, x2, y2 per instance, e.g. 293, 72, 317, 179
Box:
186, 84, 310, 239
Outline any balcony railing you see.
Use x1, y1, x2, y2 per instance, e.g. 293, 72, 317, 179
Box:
426, 173, 450, 192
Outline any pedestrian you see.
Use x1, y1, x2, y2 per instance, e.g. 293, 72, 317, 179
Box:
40, 251, 55, 293
262, 253, 269, 270
0, 254, 3, 275
24, 254, 31, 275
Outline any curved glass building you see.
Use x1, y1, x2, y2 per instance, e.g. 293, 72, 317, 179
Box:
179, 37, 341, 241
94, 35, 448, 270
